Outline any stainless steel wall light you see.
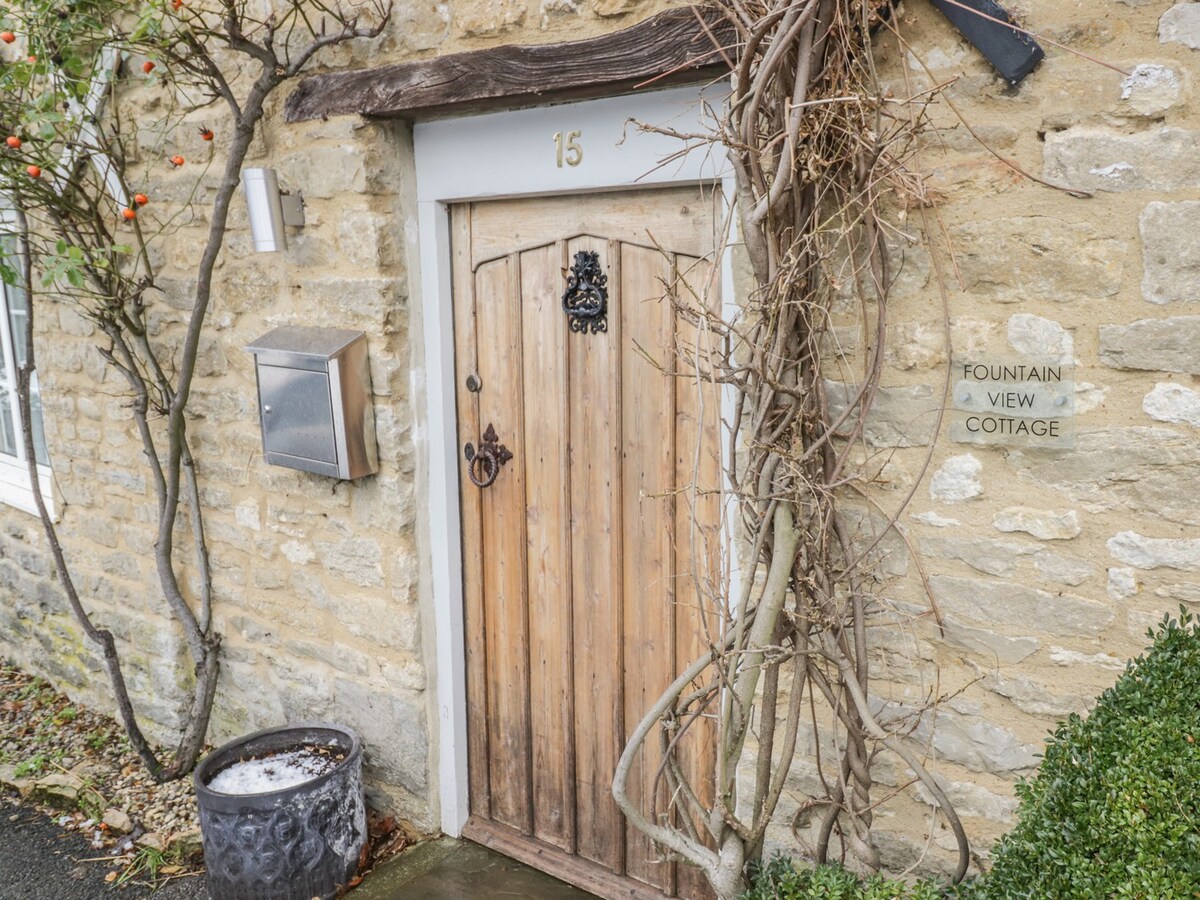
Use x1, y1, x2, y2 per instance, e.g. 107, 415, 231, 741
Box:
241, 167, 305, 252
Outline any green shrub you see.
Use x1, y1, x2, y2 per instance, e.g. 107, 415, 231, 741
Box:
742, 855, 944, 900
958, 609, 1200, 899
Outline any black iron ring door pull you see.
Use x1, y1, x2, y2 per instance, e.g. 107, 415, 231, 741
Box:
464, 424, 513, 489
562, 249, 608, 334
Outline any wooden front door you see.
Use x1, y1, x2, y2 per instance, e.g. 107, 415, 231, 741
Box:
452, 185, 721, 900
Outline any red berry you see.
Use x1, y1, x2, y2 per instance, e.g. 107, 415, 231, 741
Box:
169, 155, 185, 167
199, 128, 214, 142
26, 165, 40, 178
134, 193, 148, 206
5, 136, 20, 149
172, 0, 183, 8
142, 60, 155, 74
26, 55, 35, 63
0, 32, 15, 44
122, 208, 137, 220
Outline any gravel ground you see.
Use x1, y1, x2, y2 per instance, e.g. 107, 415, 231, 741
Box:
0, 794, 206, 899
0, 661, 419, 896
0, 663, 202, 886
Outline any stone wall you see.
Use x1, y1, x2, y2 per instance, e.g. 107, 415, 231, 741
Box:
764, 0, 1200, 876
1, 0, 1198, 874
0, 0, 684, 832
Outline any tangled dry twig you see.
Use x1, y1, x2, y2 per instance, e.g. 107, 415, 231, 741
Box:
613, 3, 968, 895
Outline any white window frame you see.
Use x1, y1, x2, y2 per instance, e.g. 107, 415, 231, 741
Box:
0, 205, 53, 518
0, 47, 122, 518
412, 84, 737, 835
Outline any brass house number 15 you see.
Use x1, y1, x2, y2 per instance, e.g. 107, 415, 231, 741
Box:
554, 130, 583, 167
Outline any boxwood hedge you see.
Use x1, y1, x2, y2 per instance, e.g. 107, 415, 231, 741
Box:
957, 609, 1200, 898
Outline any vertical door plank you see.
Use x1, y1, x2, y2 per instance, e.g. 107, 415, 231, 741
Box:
474, 253, 533, 835
673, 254, 721, 900
568, 235, 626, 874
520, 242, 577, 852
619, 241, 677, 894
451, 204, 492, 820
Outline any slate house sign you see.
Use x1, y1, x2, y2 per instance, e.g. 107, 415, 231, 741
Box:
950, 357, 1075, 449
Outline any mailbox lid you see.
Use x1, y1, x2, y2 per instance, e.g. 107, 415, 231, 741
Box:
246, 326, 365, 364
257, 364, 338, 465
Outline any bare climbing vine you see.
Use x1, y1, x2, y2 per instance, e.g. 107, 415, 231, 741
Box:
0, 0, 388, 781
613, 3, 970, 896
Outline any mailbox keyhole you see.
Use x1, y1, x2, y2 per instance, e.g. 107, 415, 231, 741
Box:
466, 374, 482, 393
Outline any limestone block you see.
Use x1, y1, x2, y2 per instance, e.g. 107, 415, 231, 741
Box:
1049, 647, 1125, 670
1100, 317, 1200, 373
335, 679, 428, 796
277, 145, 366, 199
993, 507, 1081, 541
30, 772, 84, 808
295, 276, 402, 320
1108, 567, 1138, 599
0, 764, 34, 798
1107, 530, 1200, 571
1144, 382, 1200, 426
912, 511, 961, 527
940, 616, 1040, 664
913, 778, 1018, 823
1033, 551, 1094, 587
825, 381, 940, 447
234, 501, 261, 532
58, 307, 95, 337
380, 660, 427, 692
903, 706, 1038, 773
102, 808, 133, 834
1043, 127, 1200, 192
886, 318, 995, 372
338, 209, 394, 269
920, 535, 1035, 578
929, 575, 1114, 637
1007, 314, 1074, 363
284, 638, 370, 678
1160, 3, 1200, 48
458, 0, 526, 35
315, 537, 384, 587
1141, 202, 1200, 304
1155, 581, 1200, 602
1008, 427, 1200, 526
952, 217, 1125, 302
930, 454, 982, 503
280, 540, 316, 565
1119, 64, 1183, 117
981, 670, 1091, 717
592, 0, 640, 16
395, 1, 450, 51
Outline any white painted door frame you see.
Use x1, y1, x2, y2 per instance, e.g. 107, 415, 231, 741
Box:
413, 84, 735, 835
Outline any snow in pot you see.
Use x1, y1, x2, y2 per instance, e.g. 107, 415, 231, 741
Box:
206, 747, 341, 795
194, 723, 366, 900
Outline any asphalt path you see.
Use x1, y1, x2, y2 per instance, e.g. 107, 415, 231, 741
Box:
0, 795, 206, 900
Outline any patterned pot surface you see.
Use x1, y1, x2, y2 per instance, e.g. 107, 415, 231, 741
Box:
194, 723, 366, 900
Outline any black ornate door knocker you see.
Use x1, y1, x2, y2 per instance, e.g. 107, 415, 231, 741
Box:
562, 250, 608, 334
464, 423, 513, 489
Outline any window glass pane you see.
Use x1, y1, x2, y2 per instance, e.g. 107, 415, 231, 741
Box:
1, 238, 27, 369
0, 388, 17, 458
8, 305, 26, 368
0, 236, 15, 375
30, 387, 46, 466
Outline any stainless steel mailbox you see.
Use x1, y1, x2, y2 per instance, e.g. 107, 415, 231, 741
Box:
246, 326, 378, 480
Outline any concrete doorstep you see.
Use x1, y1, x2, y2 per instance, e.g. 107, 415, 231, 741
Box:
355, 838, 599, 900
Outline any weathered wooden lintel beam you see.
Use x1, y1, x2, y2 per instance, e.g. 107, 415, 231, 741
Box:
284, 7, 733, 123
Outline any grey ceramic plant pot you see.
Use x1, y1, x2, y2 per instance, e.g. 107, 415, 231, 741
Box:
193, 722, 366, 900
